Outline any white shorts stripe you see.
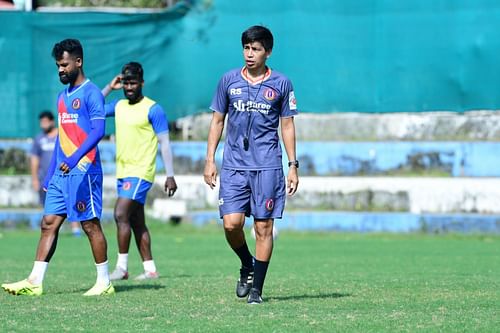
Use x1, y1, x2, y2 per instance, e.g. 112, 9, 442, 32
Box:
132, 178, 143, 200
87, 174, 96, 217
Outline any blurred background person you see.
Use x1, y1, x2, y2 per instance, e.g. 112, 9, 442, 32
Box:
30, 110, 81, 236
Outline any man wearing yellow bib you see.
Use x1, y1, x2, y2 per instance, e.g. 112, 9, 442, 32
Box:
102, 62, 177, 280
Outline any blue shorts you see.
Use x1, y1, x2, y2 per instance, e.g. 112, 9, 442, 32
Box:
117, 177, 152, 205
219, 168, 286, 219
44, 173, 103, 222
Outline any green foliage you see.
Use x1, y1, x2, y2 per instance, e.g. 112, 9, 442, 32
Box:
0, 148, 29, 175
1, 224, 499, 331
37, 0, 177, 8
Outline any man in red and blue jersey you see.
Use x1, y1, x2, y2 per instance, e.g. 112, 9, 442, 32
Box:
2, 39, 114, 296
204, 25, 299, 304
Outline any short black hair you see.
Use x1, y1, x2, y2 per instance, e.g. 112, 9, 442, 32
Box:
121, 62, 144, 81
51, 38, 83, 60
241, 25, 274, 51
39, 110, 55, 121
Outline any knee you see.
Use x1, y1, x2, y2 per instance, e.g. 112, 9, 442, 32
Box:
114, 209, 129, 225
224, 222, 243, 233
40, 216, 58, 233
81, 220, 102, 237
253, 224, 273, 240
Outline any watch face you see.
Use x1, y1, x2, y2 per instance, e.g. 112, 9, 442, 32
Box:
289, 161, 299, 168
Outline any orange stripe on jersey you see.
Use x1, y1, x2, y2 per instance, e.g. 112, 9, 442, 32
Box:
58, 97, 96, 171
59, 125, 94, 171
240, 66, 272, 85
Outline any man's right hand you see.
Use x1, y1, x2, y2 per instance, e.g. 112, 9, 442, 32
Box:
109, 74, 123, 90
203, 160, 218, 189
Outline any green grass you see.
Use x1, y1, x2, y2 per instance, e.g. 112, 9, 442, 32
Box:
0, 223, 499, 332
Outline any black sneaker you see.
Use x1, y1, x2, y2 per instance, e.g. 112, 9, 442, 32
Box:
247, 288, 263, 304
236, 267, 254, 298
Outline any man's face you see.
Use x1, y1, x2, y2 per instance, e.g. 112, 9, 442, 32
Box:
122, 75, 143, 103
40, 117, 55, 134
243, 41, 271, 70
56, 51, 81, 85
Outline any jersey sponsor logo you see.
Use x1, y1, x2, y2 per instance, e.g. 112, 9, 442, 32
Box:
60, 112, 79, 124
123, 181, 131, 191
263, 88, 277, 101
76, 201, 86, 212
265, 198, 274, 211
289, 91, 297, 110
218, 198, 224, 206
230, 88, 242, 95
233, 100, 271, 114
39, 137, 56, 152
72, 98, 81, 110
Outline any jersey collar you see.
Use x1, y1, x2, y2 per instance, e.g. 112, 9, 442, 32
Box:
240, 66, 272, 85
66, 79, 90, 97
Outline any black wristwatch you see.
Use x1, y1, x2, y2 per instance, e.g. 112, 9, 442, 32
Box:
288, 160, 299, 168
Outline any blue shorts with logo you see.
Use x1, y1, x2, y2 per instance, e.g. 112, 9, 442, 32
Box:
117, 177, 153, 205
219, 168, 286, 219
44, 173, 103, 222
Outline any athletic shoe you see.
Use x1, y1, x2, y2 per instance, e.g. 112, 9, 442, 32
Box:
83, 282, 115, 296
247, 288, 263, 304
236, 267, 254, 298
134, 271, 159, 280
1, 279, 43, 296
109, 267, 128, 281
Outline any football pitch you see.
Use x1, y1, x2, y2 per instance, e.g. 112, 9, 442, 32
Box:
0, 223, 498, 332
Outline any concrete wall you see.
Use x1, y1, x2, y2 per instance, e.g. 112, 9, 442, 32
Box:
178, 111, 500, 141
2, 175, 500, 215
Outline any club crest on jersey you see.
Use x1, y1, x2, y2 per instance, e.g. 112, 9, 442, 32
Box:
289, 91, 297, 110
76, 201, 86, 212
123, 181, 132, 191
72, 98, 81, 110
263, 88, 277, 101
265, 198, 274, 211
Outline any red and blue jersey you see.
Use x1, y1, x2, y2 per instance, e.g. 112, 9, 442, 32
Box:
210, 67, 298, 170
55, 79, 105, 175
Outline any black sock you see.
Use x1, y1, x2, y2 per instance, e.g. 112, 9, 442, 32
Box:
252, 259, 269, 294
233, 243, 254, 269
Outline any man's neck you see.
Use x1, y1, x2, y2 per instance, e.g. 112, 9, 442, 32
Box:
128, 95, 144, 105
246, 66, 267, 81
69, 73, 86, 89
47, 128, 58, 138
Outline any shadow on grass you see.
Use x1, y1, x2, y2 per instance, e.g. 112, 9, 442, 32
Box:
113, 284, 166, 292
267, 292, 351, 301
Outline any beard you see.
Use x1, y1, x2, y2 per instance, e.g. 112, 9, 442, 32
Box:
125, 90, 142, 104
42, 125, 54, 134
59, 69, 79, 85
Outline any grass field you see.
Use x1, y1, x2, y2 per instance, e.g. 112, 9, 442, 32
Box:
0, 222, 499, 332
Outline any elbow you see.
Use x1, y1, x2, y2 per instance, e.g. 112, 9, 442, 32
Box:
96, 127, 105, 141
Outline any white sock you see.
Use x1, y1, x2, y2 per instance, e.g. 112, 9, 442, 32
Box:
143, 260, 157, 273
28, 261, 48, 285
116, 253, 128, 271
95, 261, 110, 286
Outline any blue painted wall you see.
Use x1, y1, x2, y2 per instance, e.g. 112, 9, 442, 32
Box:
2, 140, 500, 177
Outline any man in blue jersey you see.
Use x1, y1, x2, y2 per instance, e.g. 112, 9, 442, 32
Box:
2, 39, 114, 296
101, 62, 177, 281
203, 25, 299, 304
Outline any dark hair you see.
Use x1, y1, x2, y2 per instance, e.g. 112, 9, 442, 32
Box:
51, 39, 83, 60
121, 62, 144, 81
241, 25, 274, 51
39, 110, 55, 121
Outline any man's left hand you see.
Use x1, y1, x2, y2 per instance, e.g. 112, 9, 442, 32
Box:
287, 167, 299, 196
